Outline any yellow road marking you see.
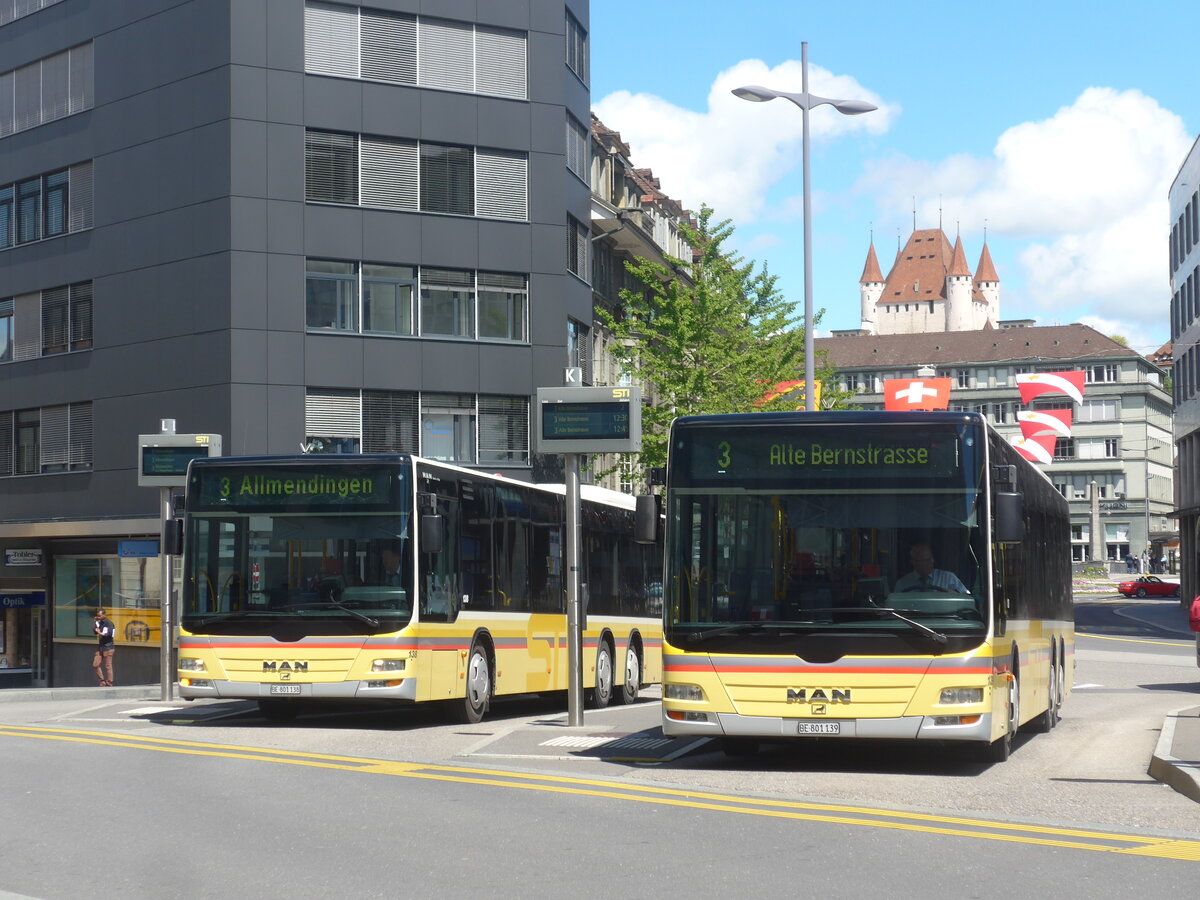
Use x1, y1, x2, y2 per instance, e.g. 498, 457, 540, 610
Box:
2, 724, 1198, 860
1076, 632, 1193, 648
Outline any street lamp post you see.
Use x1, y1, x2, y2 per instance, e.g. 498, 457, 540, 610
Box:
733, 42, 876, 411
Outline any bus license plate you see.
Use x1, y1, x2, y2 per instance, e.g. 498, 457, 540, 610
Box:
797, 721, 840, 735
269, 685, 301, 695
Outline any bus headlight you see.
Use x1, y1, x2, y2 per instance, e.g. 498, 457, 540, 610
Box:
178, 658, 205, 672
940, 687, 983, 704
372, 659, 406, 672
665, 683, 704, 701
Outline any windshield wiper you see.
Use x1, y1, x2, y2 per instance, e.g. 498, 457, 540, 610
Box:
283, 602, 381, 628
684, 621, 771, 642
835, 606, 949, 644
188, 611, 263, 628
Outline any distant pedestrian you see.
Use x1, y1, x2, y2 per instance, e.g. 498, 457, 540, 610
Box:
1124, 554, 1136, 574
92, 608, 115, 686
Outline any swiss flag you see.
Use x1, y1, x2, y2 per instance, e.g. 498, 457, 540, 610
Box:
884, 377, 951, 411
1016, 371, 1085, 405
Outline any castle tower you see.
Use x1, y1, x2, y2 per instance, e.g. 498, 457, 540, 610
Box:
945, 236, 973, 331
859, 242, 884, 334
974, 242, 1000, 328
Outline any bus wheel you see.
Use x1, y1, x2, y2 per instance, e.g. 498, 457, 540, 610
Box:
1053, 641, 1066, 724
1029, 649, 1057, 733
983, 664, 1019, 762
617, 644, 640, 705
590, 641, 615, 709
459, 642, 491, 724
258, 700, 299, 721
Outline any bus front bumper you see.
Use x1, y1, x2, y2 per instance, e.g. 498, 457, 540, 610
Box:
178, 678, 419, 701
662, 709, 995, 742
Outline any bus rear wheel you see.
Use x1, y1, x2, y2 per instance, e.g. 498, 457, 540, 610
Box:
617, 644, 640, 705
590, 641, 615, 708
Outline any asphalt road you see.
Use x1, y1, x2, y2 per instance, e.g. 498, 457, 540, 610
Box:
2, 594, 1199, 897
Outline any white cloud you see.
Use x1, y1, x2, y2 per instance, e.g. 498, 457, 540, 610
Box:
593, 58, 897, 224
859, 88, 1191, 332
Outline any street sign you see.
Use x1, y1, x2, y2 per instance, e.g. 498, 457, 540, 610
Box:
535, 386, 642, 454
137, 433, 222, 487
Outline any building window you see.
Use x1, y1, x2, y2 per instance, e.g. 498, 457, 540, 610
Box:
420, 268, 474, 337
0, 402, 90, 476
305, 260, 358, 331
43, 169, 69, 237
565, 10, 588, 84
16, 178, 39, 244
0, 0, 67, 27
1077, 398, 1118, 422
0, 43, 92, 139
1053, 437, 1075, 459
304, 390, 362, 454
566, 114, 589, 182
0, 281, 93, 363
1105, 438, 1119, 458
567, 216, 589, 281
844, 373, 860, 392
422, 392, 475, 463
363, 263, 415, 336
305, 130, 528, 221
305, 131, 359, 204
304, 3, 526, 100
478, 395, 529, 464
567, 319, 591, 384
420, 143, 474, 216
1087, 363, 1119, 383
956, 369, 970, 388
477, 272, 527, 342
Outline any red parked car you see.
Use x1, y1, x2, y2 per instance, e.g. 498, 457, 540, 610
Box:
1116, 575, 1180, 598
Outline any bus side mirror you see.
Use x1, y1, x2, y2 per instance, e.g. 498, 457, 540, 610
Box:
994, 492, 1024, 543
162, 518, 184, 556
420, 515, 444, 554
635, 494, 658, 544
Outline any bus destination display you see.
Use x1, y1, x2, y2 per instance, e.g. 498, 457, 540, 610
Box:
189, 465, 402, 512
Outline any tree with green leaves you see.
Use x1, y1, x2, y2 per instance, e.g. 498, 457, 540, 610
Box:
596, 205, 845, 469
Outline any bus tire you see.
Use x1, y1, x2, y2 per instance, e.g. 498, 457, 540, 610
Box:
458, 640, 492, 724
590, 639, 615, 709
983, 658, 1019, 762
617, 642, 640, 705
1053, 639, 1066, 724
1028, 645, 1057, 733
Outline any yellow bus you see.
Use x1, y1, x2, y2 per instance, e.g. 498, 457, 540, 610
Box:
657, 411, 1072, 762
177, 455, 661, 721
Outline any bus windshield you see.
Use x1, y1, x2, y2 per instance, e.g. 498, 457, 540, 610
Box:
665, 419, 988, 652
181, 461, 410, 635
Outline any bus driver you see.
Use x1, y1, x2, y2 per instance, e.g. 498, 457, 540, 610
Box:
893, 543, 968, 594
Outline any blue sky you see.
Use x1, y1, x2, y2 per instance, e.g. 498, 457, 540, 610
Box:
589, 0, 1196, 355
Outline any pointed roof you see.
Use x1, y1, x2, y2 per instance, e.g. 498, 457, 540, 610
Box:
975, 242, 999, 282
948, 236, 971, 277
878, 229, 955, 303
860, 243, 883, 283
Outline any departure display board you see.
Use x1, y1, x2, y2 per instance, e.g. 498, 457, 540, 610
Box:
536, 386, 642, 453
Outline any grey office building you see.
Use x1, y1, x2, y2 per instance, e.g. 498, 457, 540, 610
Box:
0, 0, 593, 687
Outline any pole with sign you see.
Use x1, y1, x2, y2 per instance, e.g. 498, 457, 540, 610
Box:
536, 382, 641, 726
137, 421, 222, 700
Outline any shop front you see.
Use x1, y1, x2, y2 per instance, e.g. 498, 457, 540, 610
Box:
0, 590, 47, 688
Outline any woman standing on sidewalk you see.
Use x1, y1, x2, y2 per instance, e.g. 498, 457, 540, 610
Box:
92, 608, 115, 686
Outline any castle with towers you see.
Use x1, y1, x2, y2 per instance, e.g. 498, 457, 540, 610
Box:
851, 229, 1000, 335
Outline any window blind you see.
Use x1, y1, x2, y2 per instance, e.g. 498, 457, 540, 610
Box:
39, 404, 69, 469
304, 1, 359, 77
478, 395, 528, 464
361, 9, 417, 84
361, 137, 419, 209
475, 150, 527, 220
0, 412, 11, 476
305, 389, 361, 438
419, 18, 474, 92
475, 25, 526, 99
305, 130, 358, 204
420, 143, 473, 215
68, 161, 93, 231
40, 285, 69, 352
363, 390, 419, 453
69, 402, 92, 469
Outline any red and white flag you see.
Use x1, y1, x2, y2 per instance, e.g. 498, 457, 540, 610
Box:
1016, 371, 1085, 405
1010, 431, 1057, 465
1017, 408, 1073, 440
883, 377, 951, 411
